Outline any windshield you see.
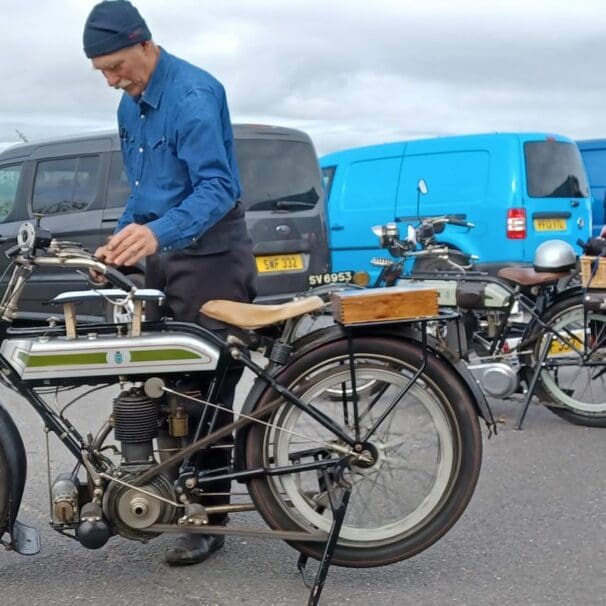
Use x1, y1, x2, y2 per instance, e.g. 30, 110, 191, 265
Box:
525, 140, 589, 198
0, 163, 22, 222
236, 139, 322, 211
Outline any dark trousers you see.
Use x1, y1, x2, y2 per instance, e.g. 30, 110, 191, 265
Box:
146, 242, 256, 521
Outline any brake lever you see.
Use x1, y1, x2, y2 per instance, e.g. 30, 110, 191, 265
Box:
104, 266, 136, 291
4, 244, 21, 259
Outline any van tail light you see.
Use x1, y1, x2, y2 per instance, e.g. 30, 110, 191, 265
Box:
507, 208, 526, 239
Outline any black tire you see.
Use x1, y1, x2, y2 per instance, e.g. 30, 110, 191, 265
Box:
245, 335, 482, 567
0, 440, 10, 535
104, 273, 145, 324
530, 294, 606, 427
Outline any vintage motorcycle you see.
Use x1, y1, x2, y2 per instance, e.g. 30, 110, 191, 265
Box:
371, 213, 606, 429
0, 222, 494, 605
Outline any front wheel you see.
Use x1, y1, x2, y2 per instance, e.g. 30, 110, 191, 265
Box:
245, 335, 482, 567
0, 440, 10, 534
530, 294, 606, 426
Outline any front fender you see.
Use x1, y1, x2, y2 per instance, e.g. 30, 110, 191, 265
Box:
233, 322, 494, 472
0, 402, 27, 538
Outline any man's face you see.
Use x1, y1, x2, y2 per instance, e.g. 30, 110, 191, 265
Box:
92, 44, 150, 97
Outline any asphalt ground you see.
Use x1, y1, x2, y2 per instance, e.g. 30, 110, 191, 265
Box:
0, 368, 604, 606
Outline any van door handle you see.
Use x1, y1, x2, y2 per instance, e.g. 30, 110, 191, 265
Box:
570, 200, 580, 208
331, 224, 345, 231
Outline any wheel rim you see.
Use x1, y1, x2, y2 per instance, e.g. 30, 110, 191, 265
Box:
264, 360, 457, 545
540, 304, 606, 413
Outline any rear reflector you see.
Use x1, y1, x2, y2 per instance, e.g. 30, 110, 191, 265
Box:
507, 208, 526, 239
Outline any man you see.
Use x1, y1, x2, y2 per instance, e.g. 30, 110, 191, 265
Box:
83, 0, 257, 565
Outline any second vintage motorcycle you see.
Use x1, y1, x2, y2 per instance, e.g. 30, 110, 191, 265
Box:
370, 191, 606, 429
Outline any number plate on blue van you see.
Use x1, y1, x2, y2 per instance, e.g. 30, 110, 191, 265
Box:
534, 218, 566, 231
256, 254, 304, 273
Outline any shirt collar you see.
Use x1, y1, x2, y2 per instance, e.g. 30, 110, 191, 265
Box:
140, 47, 169, 109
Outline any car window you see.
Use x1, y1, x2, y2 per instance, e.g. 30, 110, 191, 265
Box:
525, 141, 589, 198
0, 163, 22, 222
236, 139, 322, 211
32, 155, 101, 215
107, 150, 131, 208
322, 165, 336, 199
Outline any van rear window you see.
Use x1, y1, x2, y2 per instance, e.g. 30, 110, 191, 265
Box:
236, 139, 322, 211
525, 141, 589, 198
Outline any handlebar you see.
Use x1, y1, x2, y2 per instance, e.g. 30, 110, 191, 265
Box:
371, 246, 451, 266
447, 217, 474, 228
0, 221, 141, 322
394, 215, 475, 230
7, 221, 137, 291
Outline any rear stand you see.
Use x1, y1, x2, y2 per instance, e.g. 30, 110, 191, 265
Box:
515, 339, 550, 430
297, 465, 352, 606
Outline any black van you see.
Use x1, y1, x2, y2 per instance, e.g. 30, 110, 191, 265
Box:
0, 124, 329, 322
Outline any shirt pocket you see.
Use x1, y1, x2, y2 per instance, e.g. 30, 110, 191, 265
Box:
119, 126, 137, 171
150, 136, 171, 181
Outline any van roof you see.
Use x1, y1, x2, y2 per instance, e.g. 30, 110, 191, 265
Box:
577, 138, 606, 150
0, 123, 312, 161
320, 132, 574, 164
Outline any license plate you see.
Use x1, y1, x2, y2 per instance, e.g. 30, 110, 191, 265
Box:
534, 218, 566, 232
308, 271, 354, 287
548, 331, 583, 355
256, 254, 304, 273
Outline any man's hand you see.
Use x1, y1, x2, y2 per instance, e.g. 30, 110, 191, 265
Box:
104, 224, 159, 266
90, 244, 109, 284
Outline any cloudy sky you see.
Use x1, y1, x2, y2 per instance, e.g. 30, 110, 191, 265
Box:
1, 0, 605, 156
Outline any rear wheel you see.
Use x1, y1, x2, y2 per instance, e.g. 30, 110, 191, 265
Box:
245, 336, 482, 567
531, 295, 606, 426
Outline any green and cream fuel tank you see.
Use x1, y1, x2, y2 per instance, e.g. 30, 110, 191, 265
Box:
1, 333, 220, 381
1, 287, 220, 381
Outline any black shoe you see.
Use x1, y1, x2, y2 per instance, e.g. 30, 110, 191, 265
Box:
165, 533, 225, 566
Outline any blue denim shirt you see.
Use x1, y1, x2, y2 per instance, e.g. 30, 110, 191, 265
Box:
116, 48, 242, 251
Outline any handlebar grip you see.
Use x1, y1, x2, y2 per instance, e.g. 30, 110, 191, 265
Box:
447, 217, 473, 228
104, 266, 136, 291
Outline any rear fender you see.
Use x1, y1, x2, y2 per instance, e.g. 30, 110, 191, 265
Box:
233, 323, 494, 472
0, 402, 27, 538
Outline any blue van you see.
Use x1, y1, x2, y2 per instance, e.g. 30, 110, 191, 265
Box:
577, 139, 606, 237
321, 133, 592, 280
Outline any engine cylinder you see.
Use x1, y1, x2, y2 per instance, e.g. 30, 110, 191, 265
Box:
113, 388, 159, 464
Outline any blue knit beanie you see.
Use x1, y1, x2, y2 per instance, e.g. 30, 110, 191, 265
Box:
83, 0, 151, 59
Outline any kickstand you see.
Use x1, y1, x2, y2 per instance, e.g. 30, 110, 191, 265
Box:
516, 339, 550, 430
296, 466, 352, 606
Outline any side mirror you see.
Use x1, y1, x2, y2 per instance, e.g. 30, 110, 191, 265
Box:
417, 179, 428, 195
